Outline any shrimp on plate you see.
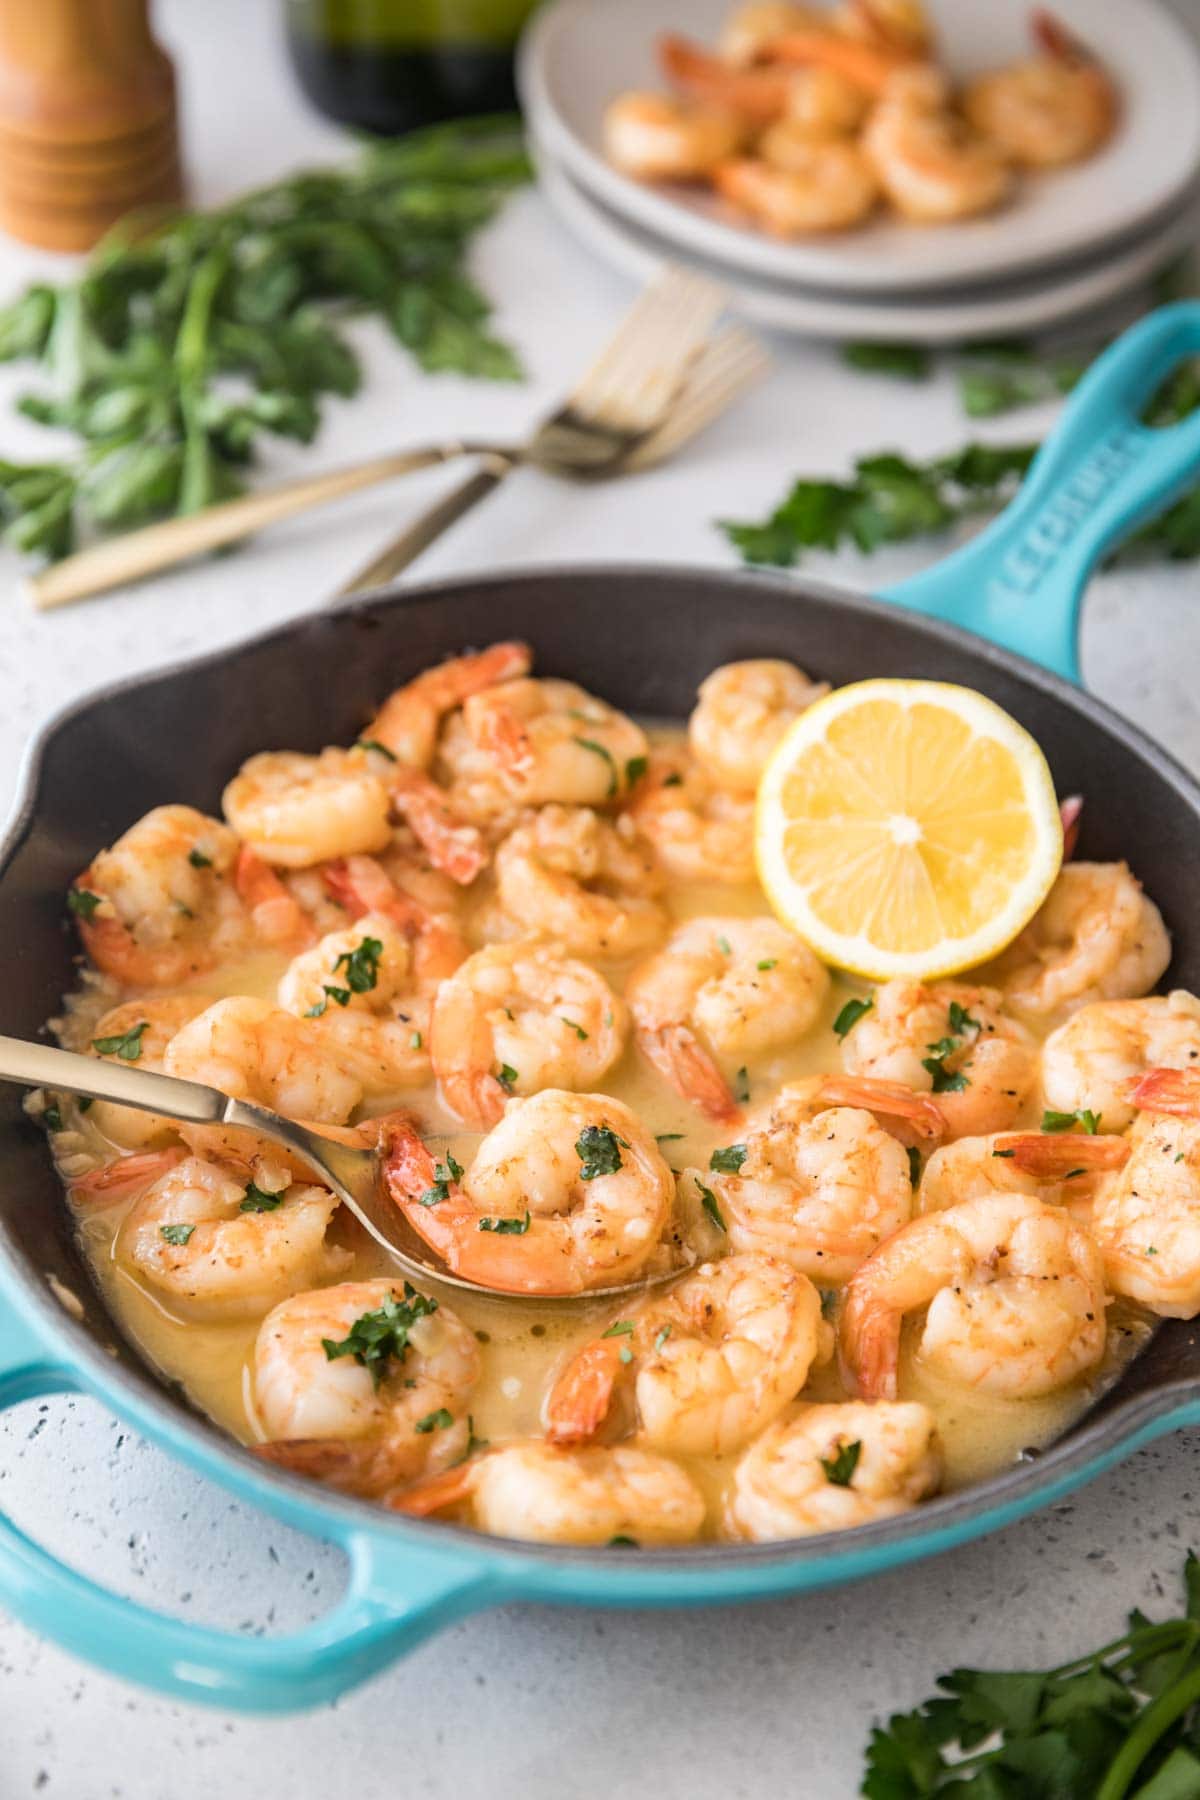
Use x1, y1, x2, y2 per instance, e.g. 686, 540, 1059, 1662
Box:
430, 941, 628, 1129
493, 805, 667, 960
71, 806, 256, 987
963, 10, 1117, 169
1041, 993, 1200, 1133
715, 140, 880, 234
704, 1094, 914, 1283
545, 1251, 830, 1455
392, 1441, 706, 1546
603, 93, 747, 183
989, 862, 1171, 1022
1087, 1068, 1200, 1317
84, 994, 215, 1149
627, 748, 756, 886
840, 1192, 1108, 1401
102, 1151, 350, 1320
383, 1092, 676, 1296
688, 660, 829, 794
859, 66, 1012, 222
626, 917, 830, 1124
253, 1280, 479, 1496
839, 980, 1038, 1138
728, 1399, 941, 1540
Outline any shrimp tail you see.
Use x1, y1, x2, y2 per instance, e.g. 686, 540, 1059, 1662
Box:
1031, 8, 1092, 65
838, 1293, 901, 1402
658, 32, 791, 120
544, 1337, 629, 1445
71, 1147, 187, 1202
234, 846, 316, 950
470, 697, 535, 781
816, 1076, 946, 1142
638, 1022, 741, 1124
1059, 795, 1083, 861
765, 28, 910, 90
389, 768, 487, 886
438, 1069, 508, 1132
1131, 1067, 1200, 1119
387, 1461, 478, 1517
253, 1436, 397, 1496
995, 1132, 1130, 1176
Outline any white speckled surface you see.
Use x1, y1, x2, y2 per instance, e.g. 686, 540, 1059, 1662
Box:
1, 3, 1200, 1793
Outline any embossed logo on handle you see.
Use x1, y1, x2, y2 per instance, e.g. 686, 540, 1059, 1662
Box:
988, 426, 1145, 609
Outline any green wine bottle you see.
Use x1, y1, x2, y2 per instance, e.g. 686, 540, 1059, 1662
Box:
285, 0, 542, 135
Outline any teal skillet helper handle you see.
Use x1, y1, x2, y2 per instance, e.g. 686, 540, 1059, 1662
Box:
0, 1290, 501, 1712
880, 302, 1200, 685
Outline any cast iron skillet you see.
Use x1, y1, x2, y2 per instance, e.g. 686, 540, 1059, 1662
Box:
0, 308, 1199, 1713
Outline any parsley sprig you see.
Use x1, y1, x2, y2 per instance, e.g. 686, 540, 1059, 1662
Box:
321, 1285, 437, 1389
863, 1552, 1200, 1799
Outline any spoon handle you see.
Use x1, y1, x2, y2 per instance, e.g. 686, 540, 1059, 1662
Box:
0, 1033, 232, 1126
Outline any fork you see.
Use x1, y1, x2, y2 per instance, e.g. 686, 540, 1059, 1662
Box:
26, 266, 735, 612
332, 323, 770, 597
0, 1036, 682, 1305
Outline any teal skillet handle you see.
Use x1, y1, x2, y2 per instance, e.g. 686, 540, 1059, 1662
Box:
0, 1295, 499, 1712
881, 302, 1200, 684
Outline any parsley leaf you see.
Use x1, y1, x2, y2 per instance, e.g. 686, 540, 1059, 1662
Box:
67, 887, 102, 920
187, 847, 213, 869
842, 341, 931, 381
321, 1284, 438, 1388
420, 1152, 464, 1208
820, 1439, 862, 1487
735, 1067, 750, 1105
333, 935, 383, 995
1043, 1108, 1101, 1135
710, 1144, 748, 1174
625, 754, 648, 788
696, 1179, 727, 1232
574, 736, 617, 798
602, 1320, 634, 1338
576, 1124, 625, 1181
834, 996, 874, 1039
42, 1102, 62, 1133
496, 1063, 518, 1094
478, 1212, 531, 1234
947, 1000, 980, 1036
159, 1223, 195, 1247
922, 1036, 969, 1094
92, 1020, 149, 1062
355, 738, 397, 760
415, 1408, 453, 1434
560, 1017, 588, 1041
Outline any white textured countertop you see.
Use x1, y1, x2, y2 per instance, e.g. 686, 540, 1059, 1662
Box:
2, 3, 1200, 1794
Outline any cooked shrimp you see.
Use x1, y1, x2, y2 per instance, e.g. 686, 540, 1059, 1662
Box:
86, 994, 214, 1149
963, 10, 1117, 169
719, 3, 827, 66
840, 1193, 1107, 1401
163, 996, 364, 1164
659, 31, 796, 124
383, 1093, 675, 1296
715, 140, 879, 233
493, 805, 666, 960
114, 1151, 349, 1320
463, 679, 649, 809
321, 853, 467, 990
1086, 1074, 1200, 1317
709, 1100, 913, 1283
392, 1442, 705, 1546
777, 68, 870, 137
253, 1280, 479, 1497
860, 68, 1012, 222
689, 659, 829, 794
728, 1400, 941, 1540
917, 1129, 1126, 1219
627, 748, 756, 886
626, 918, 830, 1124
603, 93, 746, 182
546, 1252, 829, 1454
276, 913, 432, 1095
385, 765, 488, 887
222, 749, 392, 870
991, 862, 1171, 1021
233, 846, 316, 952
833, 0, 932, 57
1042, 993, 1200, 1133
363, 642, 531, 772
72, 805, 249, 987
840, 980, 1037, 1138
430, 942, 628, 1129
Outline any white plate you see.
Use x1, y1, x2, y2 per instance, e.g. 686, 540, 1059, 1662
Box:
536, 144, 1199, 343
519, 0, 1200, 295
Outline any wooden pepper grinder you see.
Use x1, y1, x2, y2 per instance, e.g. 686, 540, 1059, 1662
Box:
0, 0, 184, 252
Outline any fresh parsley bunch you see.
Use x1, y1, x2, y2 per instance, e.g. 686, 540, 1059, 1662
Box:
0, 115, 530, 561
864, 1551, 1200, 1798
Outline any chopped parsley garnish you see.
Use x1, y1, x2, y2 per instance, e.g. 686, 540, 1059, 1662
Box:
187, 847, 213, 869
463, 1416, 489, 1459
907, 1146, 922, 1186
560, 1017, 589, 1041
159, 1223, 195, 1247
240, 1181, 284, 1213
415, 1408, 453, 1434
420, 1153, 464, 1208
716, 934, 732, 956
496, 1063, 518, 1094
756, 958, 777, 971
654, 1325, 671, 1352
67, 887, 103, 920
355, 738, 397, 760
947, 1000, 980, 1036
78, 1097, 92, 1114
576, 1124, 625, 1181
307, 982, 352, 1016
992, 1148, 1016, 1159
321, 1284, 437, 1388
820, 1439, 862, 1487
92, 1020, 149, 1062
661, 771, 684, 788
608, 1536, 638, 1548
655, 1133, 684, 1143
921, 1036, 969, 1094
43, 1103, 62, 1133
710, 1143, 748, 1174
735, 1067, 750, 1104
618, 1345, 633, 1365
478, 1212, 531, 1234
697, 1179, 727, 1232
574, 736, 617, 798
602, 1320, 634, 1338
410, 1030, 422, 1050
333, 935, 383, 995
1042, 1107, 1101, 1134
834, 996, 874, 1039
625, 754, 648, 788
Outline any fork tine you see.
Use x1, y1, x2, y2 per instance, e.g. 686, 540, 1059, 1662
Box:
568, 265, 728, 433
626, 326, 769, 471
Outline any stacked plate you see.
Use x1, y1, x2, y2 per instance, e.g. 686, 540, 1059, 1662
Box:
519, 0, 1200, 342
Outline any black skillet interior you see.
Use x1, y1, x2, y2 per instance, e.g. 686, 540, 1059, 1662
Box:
1, 563, 1198, 1450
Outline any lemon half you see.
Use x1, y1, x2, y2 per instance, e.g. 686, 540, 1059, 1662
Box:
755, 678, 1063, 980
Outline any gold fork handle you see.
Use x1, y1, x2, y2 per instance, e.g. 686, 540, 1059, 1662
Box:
333, 451, 518, 601
24, 438, 509, 612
